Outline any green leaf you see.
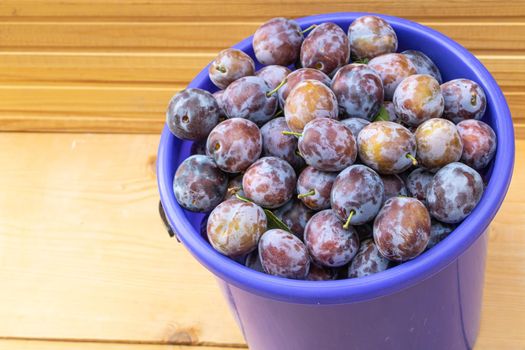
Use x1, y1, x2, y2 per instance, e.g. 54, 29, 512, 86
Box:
353, 57, 369, 64
235, 194, 291, 233
264, 209, 292, 233
373, 105, 389, 122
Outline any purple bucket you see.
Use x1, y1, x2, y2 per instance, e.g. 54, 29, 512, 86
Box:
158, 13, 514, 350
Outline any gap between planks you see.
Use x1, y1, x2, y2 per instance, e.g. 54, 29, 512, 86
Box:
0, 338, 246, 349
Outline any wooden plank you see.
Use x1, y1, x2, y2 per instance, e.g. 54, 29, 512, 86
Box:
0, 52, 523, 92
0, 52, 214, 86
0, 22, 524, 54
0, 0, 523, 20
0, 133, 245, 345
481, 56, 525, 92
0, 133, 524, 348
0, 85, 176, 133
0, 339, 243, 350
476, 141, 525, 349
0, 86, 523, 134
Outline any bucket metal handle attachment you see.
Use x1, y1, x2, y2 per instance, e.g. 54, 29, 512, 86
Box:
158, 201, 180, 242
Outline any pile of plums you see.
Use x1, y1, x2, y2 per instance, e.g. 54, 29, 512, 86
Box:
168, 15, 496, 280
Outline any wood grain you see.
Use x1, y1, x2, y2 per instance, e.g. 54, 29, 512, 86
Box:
0, 53, 522, 91
0, 22, 523, 53
0, 0, 523, 20
0, 1, 524, 133
0, 133, 523, 348
0, 1, 523, 347
0, 339, 245, 350
0, 133, 244, 345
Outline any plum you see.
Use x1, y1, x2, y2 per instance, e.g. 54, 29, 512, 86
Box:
206, 118, 262, 173
166, 88, 220, 140
331, 63, 384, 120
173, 155, 228, 212
259, 229, 310, 279
373, 197, 431, 261
243, 157, 297, 209
209, 48, 255, 89
207, 198, 267, 257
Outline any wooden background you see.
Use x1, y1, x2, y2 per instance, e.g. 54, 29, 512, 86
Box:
0, 1, 524, 349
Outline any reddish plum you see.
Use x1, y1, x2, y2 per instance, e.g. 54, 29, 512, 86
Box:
253, 18, 303, 66
348, 239, 390, 278
296, 166, 337, 210
331, 164, 385, 225
331, 63, 384, 120
348, 15, 398, 60
368, 53, 417, 100
405, 168, 434, 203
304, 210, 360, 267
306, 263, 337, 281
358, 121, 417, 174
393, 74, 444, 126
261, 117, 305, 170
284, 79, 338, 132
300, 22, 350, 76
223, 76, 278, 125
278, 68, 331, 107
415, 118, 463, 171
457, 119, 497, 170
256, 65, 291, 90
209, 48, 255, 89
243, 157, 297, 209
380, 174, 408, 201
259, 229, 310, 279
298, 118, 357, 171
402, 50, 442, 84
207, 198, 267, 257
441, 79, 487, 124
427, 162, 484, 224
206, 118, 262, 173
373, 197, 431, 261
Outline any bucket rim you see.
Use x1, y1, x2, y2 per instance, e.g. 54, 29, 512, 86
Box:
157, 12, 515, 304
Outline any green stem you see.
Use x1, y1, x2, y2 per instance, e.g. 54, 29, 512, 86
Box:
406, 153, 418, 166
235, 193, 252, 203
282, 131, 302, 137
228, 186, 241, 196
274, 109, 284, 117
342, 210, 355, 230
301, 24, 317, 34
266, 78, 287, 97
297, 189, 315, 199
215, 65, 226, 73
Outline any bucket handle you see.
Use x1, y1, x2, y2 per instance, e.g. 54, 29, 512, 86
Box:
158, 201, 180, 242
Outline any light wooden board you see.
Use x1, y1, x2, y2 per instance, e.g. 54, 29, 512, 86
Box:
0, 22, 523, 53
0, 340, 245, 350
0, 133, 523, 348
0, 0, 523, 20
0, 0, 524, 133
0, 133, 244, 346
0, 53, 522, 90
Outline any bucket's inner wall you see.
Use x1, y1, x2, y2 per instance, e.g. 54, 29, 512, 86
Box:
166, 18, 496, 265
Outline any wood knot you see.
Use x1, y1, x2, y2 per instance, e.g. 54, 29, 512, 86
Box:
147, 155, 157, 178
165, 324, 200, 345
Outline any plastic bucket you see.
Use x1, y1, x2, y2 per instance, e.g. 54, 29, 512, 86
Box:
158, 13, 514, 350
